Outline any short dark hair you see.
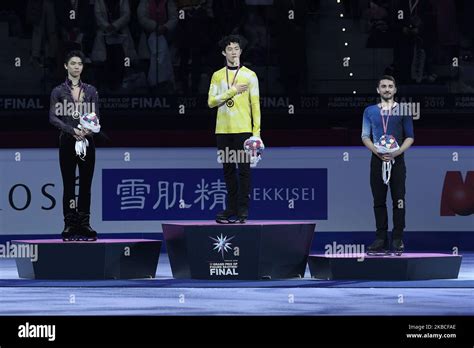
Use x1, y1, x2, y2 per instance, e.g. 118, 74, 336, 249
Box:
219, 35, 248, 51
64, 50, 85, 65
377, 75, 396, 87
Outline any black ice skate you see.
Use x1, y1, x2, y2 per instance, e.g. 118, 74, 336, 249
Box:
215, 209, 238, 224
237, 207, 248, 224
366, 238, 390, 255
61, 213, 79, 241
76, 212, 97, 241
392, 239, 404, 256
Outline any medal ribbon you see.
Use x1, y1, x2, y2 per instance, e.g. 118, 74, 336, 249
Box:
226, 66, 240, 91
64, 78, 83, 118
380, 105, 392, 135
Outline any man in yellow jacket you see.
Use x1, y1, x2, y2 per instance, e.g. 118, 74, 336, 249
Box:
208, 35, 262, 223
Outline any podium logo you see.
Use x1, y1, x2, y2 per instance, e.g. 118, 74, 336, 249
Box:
440, 171, 474, 216
209, 234, 239, 276
18, 322, 55, 341
210, 234, 235, 259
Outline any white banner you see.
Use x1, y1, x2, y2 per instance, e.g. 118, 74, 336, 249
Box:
0, 147, 473, 235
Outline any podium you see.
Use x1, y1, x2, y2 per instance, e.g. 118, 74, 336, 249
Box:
162, 222, 315, 280
13, 239, 161, 280
308, 253, 462, 280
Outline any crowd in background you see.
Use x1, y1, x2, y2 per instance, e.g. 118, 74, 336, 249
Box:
0, 0, 472, 95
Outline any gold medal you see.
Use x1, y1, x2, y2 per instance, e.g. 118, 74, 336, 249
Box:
226, 99, 234, 108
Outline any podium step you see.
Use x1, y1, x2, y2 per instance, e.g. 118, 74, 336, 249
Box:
308, 253, 462, 280
163, 221, 315, 280
13, 239, 161, 280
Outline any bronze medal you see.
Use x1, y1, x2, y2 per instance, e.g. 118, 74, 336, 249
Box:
226, 99, 234, 108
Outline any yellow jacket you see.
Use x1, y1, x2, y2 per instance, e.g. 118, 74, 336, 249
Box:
208, 66, 261, 136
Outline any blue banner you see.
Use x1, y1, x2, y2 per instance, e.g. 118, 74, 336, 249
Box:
102, 169, 327, 220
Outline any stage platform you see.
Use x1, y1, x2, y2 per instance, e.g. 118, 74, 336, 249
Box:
308, 253, 462, 280
12, 239, 161, 280
0, 252, 473, 315
162, 221, 315, 280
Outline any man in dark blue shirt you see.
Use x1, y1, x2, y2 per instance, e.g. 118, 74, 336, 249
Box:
49, 50, 100, 241
361, 75, 414, 254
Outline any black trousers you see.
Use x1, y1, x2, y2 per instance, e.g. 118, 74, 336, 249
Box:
370, 153, 406, 241
59, 133, 96, 217
216, 133, 252, 212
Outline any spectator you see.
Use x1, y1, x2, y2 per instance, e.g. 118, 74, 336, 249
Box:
175, 0, 213, 94
392, 0, 437, 83
54, 0, 95, 79
365, 0, 394, 48
275, 0, 309, 95
92, 0, 138, 91
212, 0, 246, 36
27, 0, 58, 68
137, 0, 178, 91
